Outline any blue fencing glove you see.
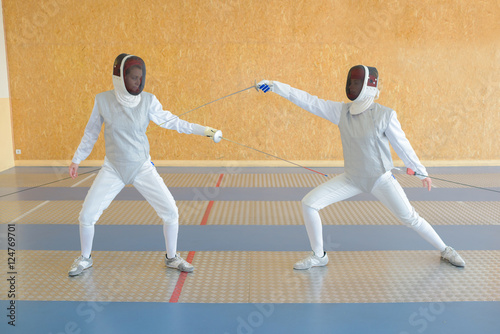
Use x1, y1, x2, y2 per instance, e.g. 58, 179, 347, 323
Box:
257, 80, 273, 93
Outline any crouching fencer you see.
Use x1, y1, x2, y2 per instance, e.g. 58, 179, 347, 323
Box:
257, 65, 465, 270
68, 54, 222, 276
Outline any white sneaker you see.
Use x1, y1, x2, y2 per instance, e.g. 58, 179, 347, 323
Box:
294, 252, 329, 270
441, 246, 465, 267
165, 254, 194, 273
68, 255, 93, 276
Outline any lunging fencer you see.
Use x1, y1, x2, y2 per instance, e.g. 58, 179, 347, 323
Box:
68, 53, 222, 276
257, 65, 465, 270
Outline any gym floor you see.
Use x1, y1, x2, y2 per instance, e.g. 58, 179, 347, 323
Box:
1, 165, 499, 333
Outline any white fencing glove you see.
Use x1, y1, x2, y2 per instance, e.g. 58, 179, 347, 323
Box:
257, 80, 273, 93
204, 127, 223, 143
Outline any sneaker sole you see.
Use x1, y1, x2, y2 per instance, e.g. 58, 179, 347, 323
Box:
441, 257, 465, 268
293, 262, 328, 270
68, 264, 93, 277
166, 264, 194, 273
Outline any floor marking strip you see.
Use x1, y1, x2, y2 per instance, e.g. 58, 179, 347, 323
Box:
200, 173, 225, 225
200, 201, 214, 226
10, 200, 50, 223
168, 250, 196, 303
215, 173, 224, 187
169, 174, 224, 303
71, 173, 96, 187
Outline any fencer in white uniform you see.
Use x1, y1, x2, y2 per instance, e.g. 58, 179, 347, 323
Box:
68, 54, 222, 276
257, 65, 465, 269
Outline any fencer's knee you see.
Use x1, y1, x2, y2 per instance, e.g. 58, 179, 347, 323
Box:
160, 209, 179, 225
78, 206, 101, 226
301, 198, 320, 212
162, 218, 178, 226
79, 215, 96, 227
399, 213, 421, 228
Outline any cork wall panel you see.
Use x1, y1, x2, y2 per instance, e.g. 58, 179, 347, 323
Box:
3, 0, 499, 162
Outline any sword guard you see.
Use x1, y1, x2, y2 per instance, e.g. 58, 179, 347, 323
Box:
213, 130, 223, 143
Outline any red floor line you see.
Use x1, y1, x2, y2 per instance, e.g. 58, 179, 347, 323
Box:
169, 250, 196, 303
200, 174, 223, 226
200, 201, 214, 226
215, 173, 224, 187
169, 174, 224, 303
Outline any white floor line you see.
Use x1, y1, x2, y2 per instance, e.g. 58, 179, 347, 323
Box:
10, 200, 50, 223
71, 173, 96, 187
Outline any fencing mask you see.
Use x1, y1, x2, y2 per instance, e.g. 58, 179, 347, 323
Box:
346, 65, 379, 115
112, 54, 146, 107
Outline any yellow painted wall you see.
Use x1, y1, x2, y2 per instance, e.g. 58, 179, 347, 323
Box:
2, 0, 499, 165
0, 0, 14, 172
0, 98, 14, 171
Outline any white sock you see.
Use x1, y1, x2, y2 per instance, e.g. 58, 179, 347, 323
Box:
410, 218, 447, 252
302, 204, 324, 257
163, 224, 179, 259
80, 225, 95, 258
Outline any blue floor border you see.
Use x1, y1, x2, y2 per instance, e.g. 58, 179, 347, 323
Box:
1, 300, 499, 334
4, 224, 500, 251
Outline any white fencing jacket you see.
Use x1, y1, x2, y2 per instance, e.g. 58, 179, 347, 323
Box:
72, 90, 205, 184
272, 81, 428, 181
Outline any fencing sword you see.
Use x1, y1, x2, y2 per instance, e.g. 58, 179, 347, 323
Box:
146, 82, 329, 177
148, 82, 259, 132
404, 168, 500, 194
2, 86, 261, 197
0, 167, 102, 199
138, 82, 326, 177
221, 137, 328, 177
177, 83, 259, 118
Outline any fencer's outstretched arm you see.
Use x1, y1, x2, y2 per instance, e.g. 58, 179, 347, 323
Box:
257, 80, 343, 125
149, 95, 222, 143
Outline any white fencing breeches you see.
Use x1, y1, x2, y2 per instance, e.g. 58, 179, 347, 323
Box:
301, 172, 446, 256
78, 158, 179, 258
